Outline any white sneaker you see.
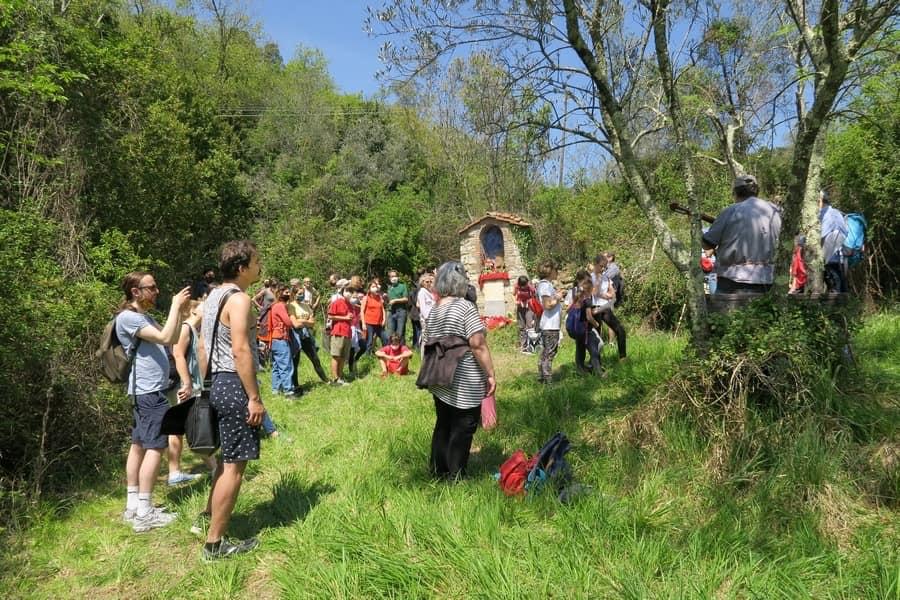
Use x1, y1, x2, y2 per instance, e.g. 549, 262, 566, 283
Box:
122, 508, 136, 523
132, 508, 177, 533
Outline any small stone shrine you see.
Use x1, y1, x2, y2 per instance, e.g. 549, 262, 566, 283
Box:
458, 212, 531, 316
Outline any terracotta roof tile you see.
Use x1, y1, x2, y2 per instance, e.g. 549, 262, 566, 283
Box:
458, 212, 532, 234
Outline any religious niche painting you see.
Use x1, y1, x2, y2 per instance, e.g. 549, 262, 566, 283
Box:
458, 212, 532, 317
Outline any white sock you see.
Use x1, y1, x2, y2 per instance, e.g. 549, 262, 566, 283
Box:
137, 493, 152, 517
126, 486, 139, 511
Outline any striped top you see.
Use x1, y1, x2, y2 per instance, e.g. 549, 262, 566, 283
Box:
422, 298, 487, 409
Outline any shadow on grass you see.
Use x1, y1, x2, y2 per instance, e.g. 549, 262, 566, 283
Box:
230, 472, 334, 538
380, 349, 669, 489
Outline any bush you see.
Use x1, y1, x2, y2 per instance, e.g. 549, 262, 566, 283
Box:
0, 210, 127, 518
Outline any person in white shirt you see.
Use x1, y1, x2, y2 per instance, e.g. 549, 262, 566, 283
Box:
536, 261, 565, 383
590, 254, 627, 360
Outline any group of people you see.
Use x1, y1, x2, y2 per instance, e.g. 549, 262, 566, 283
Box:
112, 246, 502, 560
251, 269, 440, 391
702, 174, 861, 296
511, 252, 627, 383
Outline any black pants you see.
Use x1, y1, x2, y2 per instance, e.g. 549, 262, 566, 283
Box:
411, 319, 422, 348
292, 331, 329, 388
824, 263, 847, 293
430, 397, 480, 479
594, 308, 627, 359
574, 329, 602, 373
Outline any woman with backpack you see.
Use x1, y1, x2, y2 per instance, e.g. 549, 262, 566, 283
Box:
116, 272, 191, 533
419, 261, 496, 480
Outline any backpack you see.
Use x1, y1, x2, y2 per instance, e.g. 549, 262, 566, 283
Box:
498, 432, 572, 497
499, 450, 538, 496
530, 282, 547, 318
96, 315, 140, 384
841, 213, 867, 267
565, 293, 586, 340
526, 432, 572, 494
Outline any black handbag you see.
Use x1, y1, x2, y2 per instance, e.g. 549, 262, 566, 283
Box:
159, 289, 237, 454
184, 395, 218, 456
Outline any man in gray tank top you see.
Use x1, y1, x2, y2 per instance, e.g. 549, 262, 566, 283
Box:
196, 240, 265, 561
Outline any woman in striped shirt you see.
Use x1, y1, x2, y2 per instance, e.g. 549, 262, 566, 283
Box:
422, 261, 496, 480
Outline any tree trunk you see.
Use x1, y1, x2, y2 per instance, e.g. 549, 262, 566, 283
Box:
799, 134, 827, 292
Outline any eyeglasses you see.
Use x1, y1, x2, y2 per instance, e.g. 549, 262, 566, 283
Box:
139, 284, 159, 291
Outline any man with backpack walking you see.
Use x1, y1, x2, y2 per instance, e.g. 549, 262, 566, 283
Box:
819, 190, 866, 293
197, 240, 266, 560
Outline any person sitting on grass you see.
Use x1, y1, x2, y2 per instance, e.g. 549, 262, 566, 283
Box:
375, 333, 413, 377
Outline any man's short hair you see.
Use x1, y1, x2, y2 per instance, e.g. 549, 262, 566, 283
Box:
537, 261, 556, 279
219, 240, 258, 280
388, 333, 402, 345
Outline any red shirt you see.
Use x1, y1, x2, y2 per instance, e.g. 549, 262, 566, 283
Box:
363, 292, 384, 325
514, 283, 535, 307
382, 344, 411, 373
328, 297, 352, 338
270, 302, 293, 340
790, 246, 807, 288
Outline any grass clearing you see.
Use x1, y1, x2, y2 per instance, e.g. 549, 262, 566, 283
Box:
2, 317, 898, 598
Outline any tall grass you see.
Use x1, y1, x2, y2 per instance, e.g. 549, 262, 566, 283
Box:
1, 316, 897, 598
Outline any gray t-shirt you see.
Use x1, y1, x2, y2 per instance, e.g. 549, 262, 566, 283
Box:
202, 285, 259, 374
703, 197, 782, 284
116, 310, 169, 395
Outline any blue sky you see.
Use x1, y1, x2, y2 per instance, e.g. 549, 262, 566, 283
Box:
253, 1, 383, 97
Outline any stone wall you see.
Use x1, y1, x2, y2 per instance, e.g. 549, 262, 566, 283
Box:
459, 218, 530, 316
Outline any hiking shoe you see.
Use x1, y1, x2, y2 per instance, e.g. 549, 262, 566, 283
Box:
202, 537, 259, 561
168, 472, 202, 486
190, 511, 211, 536
133, 508, 177, 533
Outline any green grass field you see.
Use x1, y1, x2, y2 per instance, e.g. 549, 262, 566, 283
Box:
2, 316, 898, 599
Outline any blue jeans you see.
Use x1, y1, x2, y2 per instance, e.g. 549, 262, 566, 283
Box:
387, 308, 407, 342
262, 412, 277, 435
270, 339, 294, 393
366, 324, 387, 353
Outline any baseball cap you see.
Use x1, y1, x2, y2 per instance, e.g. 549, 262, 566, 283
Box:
732, 174, 758, 189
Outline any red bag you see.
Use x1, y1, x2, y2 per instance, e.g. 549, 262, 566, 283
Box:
498, 450, 538, 496
528, 295, 543, 319
481, 394, 497, 430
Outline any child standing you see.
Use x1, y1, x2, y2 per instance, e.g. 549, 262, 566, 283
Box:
513, 275, 536, 354
536, 261, 564, 384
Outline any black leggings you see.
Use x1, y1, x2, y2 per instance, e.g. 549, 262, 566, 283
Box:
430, 397, 480, 479
594, 308, 627, 359
291, 331, 329, 388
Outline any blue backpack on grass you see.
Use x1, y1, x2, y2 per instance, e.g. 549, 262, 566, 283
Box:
842, 213, 867, 267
